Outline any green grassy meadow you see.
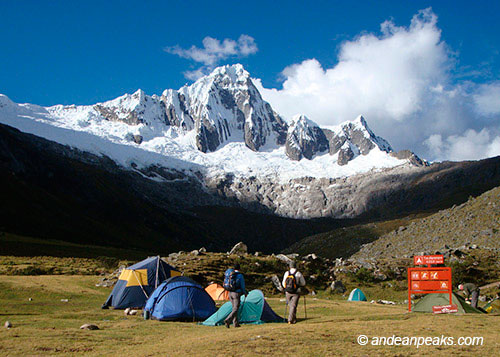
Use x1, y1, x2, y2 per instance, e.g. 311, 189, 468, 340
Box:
0, 275, 499, 356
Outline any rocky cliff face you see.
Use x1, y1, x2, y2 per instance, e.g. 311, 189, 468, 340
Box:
326, 115, 393, 165
63, 65, 289, 154
285, 115, 329, 160
204, 156, 500, 219
283, 114, 409, 165
161, 64, 288, 153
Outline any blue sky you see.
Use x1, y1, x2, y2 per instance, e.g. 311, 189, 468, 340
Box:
1, 1, 500, 160
0, 0, 498, 105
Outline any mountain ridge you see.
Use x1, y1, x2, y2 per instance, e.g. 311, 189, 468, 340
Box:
0, 64, 423, 183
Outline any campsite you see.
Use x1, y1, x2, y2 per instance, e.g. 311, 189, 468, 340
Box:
2, 2, 500, 356
1, 249, 500, 356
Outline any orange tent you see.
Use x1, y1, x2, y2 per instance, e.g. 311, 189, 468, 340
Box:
205, 283, 229, 301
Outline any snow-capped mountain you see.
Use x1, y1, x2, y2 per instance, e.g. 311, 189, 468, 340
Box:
324, 115, 393, 165
164, 64, 287, 153
285, 114, 329, 160
0, 64, 423, 182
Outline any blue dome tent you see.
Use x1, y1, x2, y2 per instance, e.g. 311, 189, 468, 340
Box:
145, 276, 217, 321
102, 256, 181, 309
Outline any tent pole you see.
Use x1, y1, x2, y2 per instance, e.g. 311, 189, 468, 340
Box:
189, 292, 196, 322
133, 270, 149, 298
155, 255, 160, 289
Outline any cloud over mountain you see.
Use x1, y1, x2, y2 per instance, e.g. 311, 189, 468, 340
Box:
165, 35, 258, 80
254, 8, 500, 162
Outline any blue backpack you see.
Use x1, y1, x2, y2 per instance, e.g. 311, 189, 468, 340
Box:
223, 269, 240, 292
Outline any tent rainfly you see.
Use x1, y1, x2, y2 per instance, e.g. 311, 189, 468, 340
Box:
102, 256, 181, 309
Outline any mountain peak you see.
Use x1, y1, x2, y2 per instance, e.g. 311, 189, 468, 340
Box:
286, 114, 328, 160
345, 115, 371, 133
209, 63, 249, 82
328, 115, 392, 160
290, 114, 320, 129
132, 88, 145, 99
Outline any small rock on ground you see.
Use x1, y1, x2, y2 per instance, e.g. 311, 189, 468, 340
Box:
80, 324, 99, 330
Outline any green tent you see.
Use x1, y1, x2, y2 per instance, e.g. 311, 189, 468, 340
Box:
412, 292, 485, 313
348, 288, 367, 301
201, 289, 285, 326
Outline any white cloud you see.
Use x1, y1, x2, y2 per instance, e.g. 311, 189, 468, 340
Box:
165, 35, 258, 66
424, 129, 500, 161
238, 34, 258, 56
256, 9, 447, 123
255, 8, 500, 161
473, 82, 500, 116
183, 68, 207, 81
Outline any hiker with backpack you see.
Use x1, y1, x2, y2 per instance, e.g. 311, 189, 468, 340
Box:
223, 263, 246, 328
458, 282, 480, 308
282, 261, 306, 324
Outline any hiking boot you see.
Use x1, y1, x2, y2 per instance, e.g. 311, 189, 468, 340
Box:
234, 323, 241, 328
225, 321, 230, 329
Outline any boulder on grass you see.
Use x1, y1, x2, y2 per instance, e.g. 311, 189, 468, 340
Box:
329, 281, 346, 293
229, 242, 248, 255
276, 254, 293, 265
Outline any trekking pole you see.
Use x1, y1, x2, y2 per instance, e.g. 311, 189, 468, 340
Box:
284, 297, 288, 321
303, 295, 307, 320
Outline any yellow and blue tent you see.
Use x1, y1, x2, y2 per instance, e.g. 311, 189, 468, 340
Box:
102, 256, 181, 309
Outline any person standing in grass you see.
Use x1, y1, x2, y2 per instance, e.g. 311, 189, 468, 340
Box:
223, 263, 246, 328
282, 261, 306, 324
458, 283, 480, 308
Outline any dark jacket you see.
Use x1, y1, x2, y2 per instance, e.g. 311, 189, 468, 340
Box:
463, 283, 479, 297
233, 270, 246, 294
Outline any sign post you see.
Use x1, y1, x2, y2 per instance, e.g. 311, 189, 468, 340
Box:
408, 255, 452, 312
413, 255, 444, 266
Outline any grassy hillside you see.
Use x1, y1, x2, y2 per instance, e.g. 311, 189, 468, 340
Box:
283, 214, 431, 259
355, 186, 500, 259
285, 185, 500, 261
